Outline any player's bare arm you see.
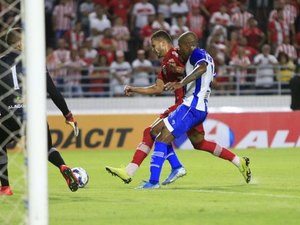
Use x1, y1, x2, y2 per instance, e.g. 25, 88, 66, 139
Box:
165, 63, 207, 91
124, 79, 165, 96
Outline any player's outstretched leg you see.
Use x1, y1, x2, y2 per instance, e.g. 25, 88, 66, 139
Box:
0, 186, 13, 196
105, 166, 132, 184
105, 127, 154, 184
238, 157, 251, 183
60, 165, 79, 192
162, 145, 187, 185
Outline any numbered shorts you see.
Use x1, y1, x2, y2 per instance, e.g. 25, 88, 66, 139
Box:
163, 104, 207, 138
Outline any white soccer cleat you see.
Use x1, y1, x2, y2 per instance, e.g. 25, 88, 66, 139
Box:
162, 167, 187, 185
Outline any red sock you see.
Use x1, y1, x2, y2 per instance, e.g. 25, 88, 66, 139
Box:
193, 139, 236, 161
131, 127, 154, 166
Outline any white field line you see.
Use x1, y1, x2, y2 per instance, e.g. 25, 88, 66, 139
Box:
167, 188, 300, 200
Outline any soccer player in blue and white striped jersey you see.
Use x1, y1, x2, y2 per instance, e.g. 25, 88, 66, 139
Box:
138, 31, 251, 189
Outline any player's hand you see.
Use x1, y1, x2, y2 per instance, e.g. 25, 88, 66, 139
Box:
124, 85, 133, 96
164, 82, 183, 91
65, 112, 79, 137
167, 59, 177, 72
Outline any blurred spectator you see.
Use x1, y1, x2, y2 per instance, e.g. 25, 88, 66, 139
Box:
236, 37, 258, 62
290, 66, 300, 110
253, 44, 278, 92
157, 0, 172, 24
45, 0, 56, 47
78, 46, 94, 95
82, 38, 98, 65
109, 50, 132, 97
46, 47, 60, 81
98, 28, 117, 65
170, 0, 189, 25
240, 17, 265, 50
277, 51, 296, 89
230, 3, 254, 31
229, 46, 251, 90
268, 8, 289, 51
130, 0, 156, 40
111, 16, 130, 57
269, 0, 297, 36
108, 0, 132, 26
248, 0, 273, 31
78, 0, 95, 37
275, 36, 297, 62
152, 12, 171, 32
93, 0, 110, 11
170, 16, 189, 47
228, 30, 239, 57
131, 49, 153, 88
52, 0, 75, 45
204, 0, 228, 16
187, 4, 207, 48
209, 46, 231, 94
293, 31, 300, 64
139, 14, 156, 53
89, 54, 110, 97
89, 5, 111, 48
64, 20, 85, 51
52, 38, 71, 91
227, 0, 241, 15
65, 50, 87, 97
206, 25, 228, 64
209, 4, 231, 33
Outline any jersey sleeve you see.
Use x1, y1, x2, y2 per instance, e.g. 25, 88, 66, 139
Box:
190, 48, 210, 66
46, 69, 70, 116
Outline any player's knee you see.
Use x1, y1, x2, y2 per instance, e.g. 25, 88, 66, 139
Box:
150, 125, 159, 137
150, 120, 164, 137
143, 127, 151, 137
188, 132, 204, 145
156, 127, 173, 143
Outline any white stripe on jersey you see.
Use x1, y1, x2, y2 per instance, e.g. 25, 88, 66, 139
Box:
183, 48, 215, 111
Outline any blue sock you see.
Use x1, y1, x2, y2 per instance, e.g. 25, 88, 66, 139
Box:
149, 142, 167, 184
166, 145, 182, 170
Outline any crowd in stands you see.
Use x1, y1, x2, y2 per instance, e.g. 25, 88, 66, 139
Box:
1, 0, 300, 98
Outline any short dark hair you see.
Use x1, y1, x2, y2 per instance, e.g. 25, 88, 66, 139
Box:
151, 30, 172, 43
5, 27, 22, 46
178, 31, 198, 47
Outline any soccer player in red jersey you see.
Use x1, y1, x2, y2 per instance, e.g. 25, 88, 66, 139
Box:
105, 30, 251, 186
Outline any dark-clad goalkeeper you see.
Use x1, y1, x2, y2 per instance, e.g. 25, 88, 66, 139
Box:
0, 27, 79, 196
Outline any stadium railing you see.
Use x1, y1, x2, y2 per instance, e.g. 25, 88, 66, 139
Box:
48, 64, 296, 98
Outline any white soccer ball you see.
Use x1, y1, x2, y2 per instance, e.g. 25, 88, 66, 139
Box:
72, 167, 89, 188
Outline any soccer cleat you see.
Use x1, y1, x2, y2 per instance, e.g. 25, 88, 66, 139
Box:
0, 186, 13, 196
60, 165, 79, 192
136, 181, 160, 189
105, 166, 132, 184
162, 167, 187, 185
239, 157, 251, 183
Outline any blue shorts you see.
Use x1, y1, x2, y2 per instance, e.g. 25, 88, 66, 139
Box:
163, 104, 207, 138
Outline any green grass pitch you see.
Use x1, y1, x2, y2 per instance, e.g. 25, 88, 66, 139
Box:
2, 148, 300, 225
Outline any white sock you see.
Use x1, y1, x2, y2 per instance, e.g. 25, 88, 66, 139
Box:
231, 156, 240, 167
126, 163, 139, 177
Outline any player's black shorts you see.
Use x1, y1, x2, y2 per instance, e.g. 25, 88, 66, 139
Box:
0, 115, 23, 145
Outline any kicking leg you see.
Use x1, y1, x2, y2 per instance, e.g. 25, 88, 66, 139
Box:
188, 126, 251, 183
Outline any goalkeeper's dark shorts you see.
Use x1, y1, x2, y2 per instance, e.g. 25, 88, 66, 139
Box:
0, 115, 22, 147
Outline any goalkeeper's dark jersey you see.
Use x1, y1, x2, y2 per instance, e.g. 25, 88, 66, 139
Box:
0, 51, 70, 118
0, 51, 23, 117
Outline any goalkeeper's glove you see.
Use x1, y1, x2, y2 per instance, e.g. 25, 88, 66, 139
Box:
65, 112, 79, 137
